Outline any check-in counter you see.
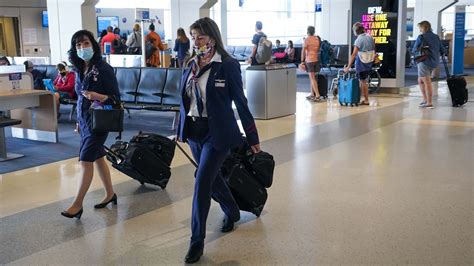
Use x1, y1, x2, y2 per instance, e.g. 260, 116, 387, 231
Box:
109, 54, 142, 67
0, 73, 58, 143
245, 64, 297, 119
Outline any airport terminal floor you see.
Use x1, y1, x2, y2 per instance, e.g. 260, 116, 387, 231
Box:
1, 77, 473, 264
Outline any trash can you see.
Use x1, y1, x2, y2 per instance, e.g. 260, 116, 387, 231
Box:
245, 63, 297, 119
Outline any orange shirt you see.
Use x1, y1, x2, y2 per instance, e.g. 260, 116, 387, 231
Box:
146, 31, 165, 67
303, 35, 320, 63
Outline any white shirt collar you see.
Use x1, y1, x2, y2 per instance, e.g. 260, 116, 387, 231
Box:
192, 51, 222, 66
210, 51, 222, 63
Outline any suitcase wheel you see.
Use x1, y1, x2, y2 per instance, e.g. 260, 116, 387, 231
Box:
355, 103, 359, 106
252, 206, 264, 217
339, 101, 342, 106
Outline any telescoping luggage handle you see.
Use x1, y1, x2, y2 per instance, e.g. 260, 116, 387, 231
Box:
340, 66, 357, 80
441, 55, 451, 79
103, 145, 123, 164
173, 138, 198, 168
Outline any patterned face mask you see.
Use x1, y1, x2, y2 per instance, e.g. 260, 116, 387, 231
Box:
193, 41, 214, 57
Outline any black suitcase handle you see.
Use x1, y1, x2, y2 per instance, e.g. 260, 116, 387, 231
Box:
441, 55, 451, 79
173, 138, 198, 168
104, 145, 123, 164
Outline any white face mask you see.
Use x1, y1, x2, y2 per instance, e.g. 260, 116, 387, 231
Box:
77, 47, 94, 61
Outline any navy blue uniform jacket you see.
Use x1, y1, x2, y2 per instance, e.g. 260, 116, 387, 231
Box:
177, 56, 259, 150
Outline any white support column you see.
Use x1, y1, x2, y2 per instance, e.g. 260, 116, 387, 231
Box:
47, 0, 98, 64
170, 0, 206, 42
396, 0, 407, 88
82, 0, 99, 38
220, 0, 228, 46
200, 0, 217, 18
321, 0, 351, 45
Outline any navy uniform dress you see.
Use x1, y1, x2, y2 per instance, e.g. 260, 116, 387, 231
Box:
177, 53, 259, 245
75, 60, 120, 162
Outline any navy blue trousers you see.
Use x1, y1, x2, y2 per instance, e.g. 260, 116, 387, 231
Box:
186, 118, 240, 244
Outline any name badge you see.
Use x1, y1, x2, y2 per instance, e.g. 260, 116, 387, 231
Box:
215, 79, 225, 88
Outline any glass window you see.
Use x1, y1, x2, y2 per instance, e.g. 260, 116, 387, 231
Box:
226, 0, 317, 46
96, 0, 170, 9
441, 6, 474, 38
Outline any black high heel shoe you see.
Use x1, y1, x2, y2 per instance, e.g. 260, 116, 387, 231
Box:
61, 208, 83, 219
94, 193, 117, 209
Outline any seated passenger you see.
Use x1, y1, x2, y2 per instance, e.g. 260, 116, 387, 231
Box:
53, 62, 76, 116
285, 40, 295, 63
24, 60, 45, 90
273, 39, 287, 62
0, 56, 11, 66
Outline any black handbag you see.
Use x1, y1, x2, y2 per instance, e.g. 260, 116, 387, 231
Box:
248, 151, 275, 188
89, 98, 124, 133
414, 35, 431, 63
127, 47, 141, 55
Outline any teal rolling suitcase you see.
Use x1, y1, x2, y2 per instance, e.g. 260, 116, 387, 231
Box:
338, 72, 360, 106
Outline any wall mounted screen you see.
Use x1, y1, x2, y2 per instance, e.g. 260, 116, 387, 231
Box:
97, 16, 119, 34
351, 0, 399, 78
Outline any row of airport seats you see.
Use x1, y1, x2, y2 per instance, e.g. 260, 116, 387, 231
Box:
224, 44, 350, 68
225, 46, 253, 61
33, 65, 183, 120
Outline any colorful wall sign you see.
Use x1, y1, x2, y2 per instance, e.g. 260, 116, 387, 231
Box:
352, 0, 399, 79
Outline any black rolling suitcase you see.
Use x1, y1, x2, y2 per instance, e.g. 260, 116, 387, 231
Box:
105, 132, 176, 189
175, 139, 273, 217
442, 56, 468, 107
316, 73, 328, 98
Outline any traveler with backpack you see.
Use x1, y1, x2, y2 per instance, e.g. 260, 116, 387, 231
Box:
301, 26, 322, 101
248, 21, 272, 65
145, 23, 166, 67
344, 22, 376, 105
126, 23, 142, 55
411, 20, 444, 109
318, 37, 333, 67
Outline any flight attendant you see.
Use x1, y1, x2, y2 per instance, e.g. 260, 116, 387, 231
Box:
61, 30, 120, 219
176, 17, 261, 263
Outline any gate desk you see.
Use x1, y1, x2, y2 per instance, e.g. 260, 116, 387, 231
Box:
0, 89, 58, 143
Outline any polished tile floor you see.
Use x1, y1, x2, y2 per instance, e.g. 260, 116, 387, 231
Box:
1, 78, 473, 265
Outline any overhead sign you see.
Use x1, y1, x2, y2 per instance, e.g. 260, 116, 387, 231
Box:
136, 8, 150, 20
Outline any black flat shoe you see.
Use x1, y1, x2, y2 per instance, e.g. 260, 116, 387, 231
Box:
61, 208, 83, 219
221, 215, 239, 233
185, 242, 204, 264
94, 193, 117, 209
